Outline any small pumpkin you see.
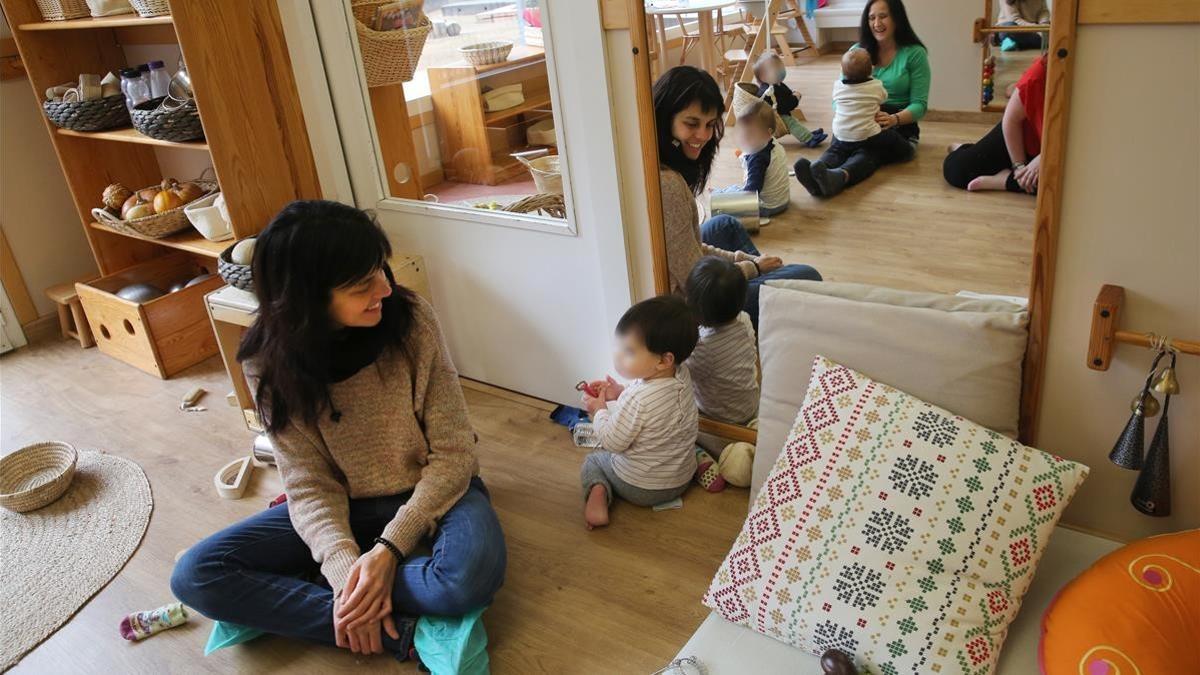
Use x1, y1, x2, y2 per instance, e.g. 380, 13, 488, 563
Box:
125, 202, 155, 220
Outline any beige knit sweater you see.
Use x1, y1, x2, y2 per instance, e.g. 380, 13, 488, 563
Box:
250, 297, 479, 593
660, 168, 759, 295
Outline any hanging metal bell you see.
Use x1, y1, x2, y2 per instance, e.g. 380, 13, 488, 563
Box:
1131, 391, 1160, 417
1152, 367, 1180, 396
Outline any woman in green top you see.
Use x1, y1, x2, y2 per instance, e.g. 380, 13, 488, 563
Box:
796, 0, 931, 197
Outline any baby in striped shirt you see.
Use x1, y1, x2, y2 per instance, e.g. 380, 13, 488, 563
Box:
685, 257, 760, 426
579, 296, 700, 530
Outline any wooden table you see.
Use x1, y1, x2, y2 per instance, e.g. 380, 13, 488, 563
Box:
646, 0, 737, 80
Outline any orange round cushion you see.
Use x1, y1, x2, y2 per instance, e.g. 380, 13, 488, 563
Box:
1039, 529, 1200, 675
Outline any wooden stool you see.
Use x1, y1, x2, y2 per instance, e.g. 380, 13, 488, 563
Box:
45, 282, 95, 348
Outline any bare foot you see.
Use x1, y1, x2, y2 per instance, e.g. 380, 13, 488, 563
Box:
967, 170, 1011, 192
584, 484, 610, 530
947, 142, 965, 154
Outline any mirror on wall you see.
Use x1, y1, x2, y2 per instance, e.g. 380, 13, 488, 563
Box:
637, 0, 1054, 438
979, 0, 1051, 112
347, 0, 568, 222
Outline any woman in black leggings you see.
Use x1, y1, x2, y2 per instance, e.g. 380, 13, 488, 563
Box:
943, 55, 1047, 194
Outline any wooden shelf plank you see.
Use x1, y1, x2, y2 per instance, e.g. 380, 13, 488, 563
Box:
89, 220, 229, 258
19, 14, 173, 31
483, 93, 552, 125
57, 126, 208, 151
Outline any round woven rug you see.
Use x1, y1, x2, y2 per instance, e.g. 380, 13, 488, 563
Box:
0, 451, 152, 671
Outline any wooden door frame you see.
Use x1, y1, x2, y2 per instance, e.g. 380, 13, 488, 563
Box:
623, 0, 1095, 446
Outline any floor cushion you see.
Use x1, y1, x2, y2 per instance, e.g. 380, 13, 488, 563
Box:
753, 281, 1028, 500
703, 356, 1089, 675
1039, 528, 1200, 675
676, 528, 1121, 674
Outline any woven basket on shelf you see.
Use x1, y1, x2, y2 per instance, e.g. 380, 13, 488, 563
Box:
92, 171, 219, 239
459, 41, 513, 67
130, 97, 204, 143
351, 0, 431, 87
502, 193, 566, 219
43, 94, 130, 132
0, 442, 78, 513
128, 0, 169, 17
34, 0, 89, 20
218, 242, 254, 292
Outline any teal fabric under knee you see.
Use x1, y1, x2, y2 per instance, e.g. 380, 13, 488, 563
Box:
414, 608, 490, 675
205, 621, 265, 655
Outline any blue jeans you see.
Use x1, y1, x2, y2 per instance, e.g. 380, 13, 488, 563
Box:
170, 477, 506, 655
700, 214, 823, 327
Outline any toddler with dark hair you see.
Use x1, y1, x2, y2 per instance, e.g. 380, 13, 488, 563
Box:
685, 257, 759, 426
579, 295, 700, 529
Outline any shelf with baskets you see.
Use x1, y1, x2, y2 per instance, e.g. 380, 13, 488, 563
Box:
1, 0, 322, 378
88, 220, 228, 258
17, 13, 171, 30
56, 126, 209, 151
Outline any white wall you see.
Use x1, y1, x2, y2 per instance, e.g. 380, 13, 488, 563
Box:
1038, 24, 1199, 541
0, 16, 98, 318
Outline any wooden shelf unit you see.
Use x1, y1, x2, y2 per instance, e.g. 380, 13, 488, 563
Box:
428, 45, 555, 186
1, 0, 322, 377
17, 13, 172, 30
57, 126, 209, 151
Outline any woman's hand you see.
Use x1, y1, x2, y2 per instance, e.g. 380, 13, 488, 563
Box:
875, 111, 899, 129
755, 255, 784, 274
336, 545, 399, 634
1015, 155, 1041, 193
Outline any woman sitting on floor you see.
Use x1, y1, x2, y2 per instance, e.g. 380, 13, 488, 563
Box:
943, 54, 1047, 195
654, 65, 821, 328
794, 0, 931, 198
995, 0, 1050, 52
171, 201, 506, 660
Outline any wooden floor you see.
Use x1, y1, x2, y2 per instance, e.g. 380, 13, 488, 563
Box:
709, 54, 1036, 297
1, 340, 750, 673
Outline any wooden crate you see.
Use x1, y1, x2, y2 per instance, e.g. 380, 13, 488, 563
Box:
75, 252, 225, 378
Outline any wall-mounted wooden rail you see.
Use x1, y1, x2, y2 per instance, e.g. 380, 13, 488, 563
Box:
1087, 284, 1200, 371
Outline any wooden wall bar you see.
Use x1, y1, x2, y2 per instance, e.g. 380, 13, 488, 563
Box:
1078, 0, 1200, 24
170, 0, 323, 238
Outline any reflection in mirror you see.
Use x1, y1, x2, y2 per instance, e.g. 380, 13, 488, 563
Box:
981, 0, 1051, 112
640, 0, 1047, 437
349, 0, 567, 221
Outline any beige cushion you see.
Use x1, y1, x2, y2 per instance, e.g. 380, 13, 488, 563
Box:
752, 281, 1028, 499
677, 527, 1120, 673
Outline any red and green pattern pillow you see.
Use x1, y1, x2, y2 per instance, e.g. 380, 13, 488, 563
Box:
703, 356, 1089, 674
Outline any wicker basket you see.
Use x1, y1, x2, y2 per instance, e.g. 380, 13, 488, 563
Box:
218, 242, 254, 292
92, 172, 219, 239
459, 41, 513, 67
352, 0, 432, 87
35, 0, 89, 20
130, 97, 204, 143
502, 193, 566, 219
0, 442, 78, 513
128, 0, 169, 17
43, 94, 131, 132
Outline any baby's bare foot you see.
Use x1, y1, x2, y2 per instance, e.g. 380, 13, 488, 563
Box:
584, 484, 610, 530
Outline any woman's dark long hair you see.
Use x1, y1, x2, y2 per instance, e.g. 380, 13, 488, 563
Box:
652, 66, 725, 196
858, 0, 926, 64
237, 200, 416, 433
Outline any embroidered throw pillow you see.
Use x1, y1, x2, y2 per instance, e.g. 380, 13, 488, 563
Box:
703, 356, 1089, 675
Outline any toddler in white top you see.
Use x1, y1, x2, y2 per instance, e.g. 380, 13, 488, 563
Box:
579, 295, 700, 529
685, 256, 759, 426
794, 48, 915, 197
